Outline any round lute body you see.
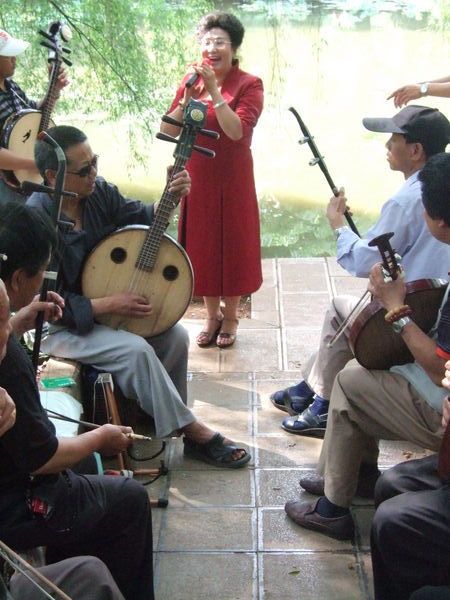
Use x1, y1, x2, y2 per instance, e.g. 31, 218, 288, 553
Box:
82, 226, 193, 337
1, 22, 72, 189
349, 278, 448, 370
2, 111, 55, 186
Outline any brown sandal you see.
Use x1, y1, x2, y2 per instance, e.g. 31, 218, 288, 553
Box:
196, 317, 223, 348
216, 318, 239, 349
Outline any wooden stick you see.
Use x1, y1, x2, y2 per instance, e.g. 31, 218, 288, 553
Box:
45, 408, 175, 441
0, 540, 72, 600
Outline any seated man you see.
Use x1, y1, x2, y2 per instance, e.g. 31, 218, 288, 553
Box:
284, 152, 450, 540
370, 356, 450, 600
271, 106, 450, 438
0, 29, 68, 203
27, 125, 250, 468
0, 203, 153, 600
371, 452, 450, 600
0, 327, 125, 600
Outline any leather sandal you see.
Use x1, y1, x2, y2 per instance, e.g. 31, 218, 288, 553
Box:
216, 318, 239, 349
183, 432, 251, 468
196, 317, 223, 348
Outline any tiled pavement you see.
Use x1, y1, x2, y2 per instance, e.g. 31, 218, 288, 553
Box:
137, 257, 430, 600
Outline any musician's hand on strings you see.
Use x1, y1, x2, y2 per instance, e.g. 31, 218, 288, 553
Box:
387, 84, 421, 108
167, 167, 191, 198
326, 187, 350, 230
105, 293, 153, 318
95, 424, 133, 456
48, 65, 70, 95
368, 262, 407, 311
0, 388, 16, 437
10, 292, 65, 337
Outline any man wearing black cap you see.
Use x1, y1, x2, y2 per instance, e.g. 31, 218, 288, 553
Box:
284, 146, 450, 542
272, 106, 450, 439
0, 29, 68, 203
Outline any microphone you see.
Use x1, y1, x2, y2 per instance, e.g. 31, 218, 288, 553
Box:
185, 72, 200, 89
21, 181, 78, 198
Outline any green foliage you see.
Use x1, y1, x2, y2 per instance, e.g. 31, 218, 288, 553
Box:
1, 0, 212, 157
258, 195, 376, 258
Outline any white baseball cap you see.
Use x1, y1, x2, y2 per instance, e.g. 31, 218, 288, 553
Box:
0, 30, 29, 57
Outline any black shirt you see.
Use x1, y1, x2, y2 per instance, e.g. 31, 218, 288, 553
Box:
0, 335, 58, 493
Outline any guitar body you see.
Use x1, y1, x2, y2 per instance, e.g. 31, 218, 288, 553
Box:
1, 110, 56, 187
82, 226, 194, 337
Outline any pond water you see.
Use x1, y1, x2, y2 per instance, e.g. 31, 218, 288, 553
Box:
74, 0, 449, 258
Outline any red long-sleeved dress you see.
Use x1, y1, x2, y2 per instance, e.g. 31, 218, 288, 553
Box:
168, 61, 264, 297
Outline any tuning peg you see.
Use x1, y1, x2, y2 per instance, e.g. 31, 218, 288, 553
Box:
156, 132, 178, 145
309, 157, 321, 166
62, 46, 72, 54
38, 29, 54, 41
199, 128, 220, 140
298, 136, 311, 145
40, 40, 57, 51
62, 57, 72, 66
161, 115, 183, 128
193, 145, 215, 158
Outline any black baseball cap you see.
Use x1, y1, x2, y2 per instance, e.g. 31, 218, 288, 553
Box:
363, 105, 450, 148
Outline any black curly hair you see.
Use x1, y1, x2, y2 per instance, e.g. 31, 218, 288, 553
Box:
196, 11, 245, 50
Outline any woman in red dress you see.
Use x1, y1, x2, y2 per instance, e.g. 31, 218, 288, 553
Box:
162, 12, 263, 348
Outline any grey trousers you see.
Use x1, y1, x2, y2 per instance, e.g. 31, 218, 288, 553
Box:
9, 555, 125, 600
302, 295, 357, 400
42, 323, 194, 437
317, 359, 444, 507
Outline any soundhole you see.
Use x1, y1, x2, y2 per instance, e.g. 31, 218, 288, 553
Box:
163, 265, 179, 281
110, 247, 127, 264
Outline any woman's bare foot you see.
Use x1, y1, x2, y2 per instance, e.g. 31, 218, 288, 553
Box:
217, 318, 239, 348
196, 315, 223, 347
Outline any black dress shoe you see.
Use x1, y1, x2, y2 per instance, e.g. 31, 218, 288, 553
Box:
281, 407, 327, 437
270, 387, 314, 414
299, 470, 380, 499
285, 499, 354, 541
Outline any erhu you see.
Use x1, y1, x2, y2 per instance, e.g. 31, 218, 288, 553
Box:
327, 232, 402, 348
288, 106, 360, 237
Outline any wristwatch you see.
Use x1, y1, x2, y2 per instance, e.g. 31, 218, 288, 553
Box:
334, 225, 350, 240
420, 82, 429, 96
391, 316, 412, 334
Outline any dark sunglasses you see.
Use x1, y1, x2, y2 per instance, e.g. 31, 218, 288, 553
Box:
67, 155, 99, 178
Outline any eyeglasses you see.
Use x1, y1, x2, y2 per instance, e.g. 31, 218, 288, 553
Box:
200, 37, 232, 50
67, 155, 99, 178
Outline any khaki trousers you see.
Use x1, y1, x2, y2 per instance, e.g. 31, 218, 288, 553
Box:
302, 295, 358, 400
317, 359, 444, 507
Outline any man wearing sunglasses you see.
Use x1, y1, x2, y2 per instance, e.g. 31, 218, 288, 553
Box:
27, 124, 251, 469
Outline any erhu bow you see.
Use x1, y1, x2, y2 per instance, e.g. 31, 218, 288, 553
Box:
288, 106, 360, 237
0, 540, 71, 600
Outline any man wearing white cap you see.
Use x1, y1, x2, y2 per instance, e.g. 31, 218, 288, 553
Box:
0, 29, 68, 203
